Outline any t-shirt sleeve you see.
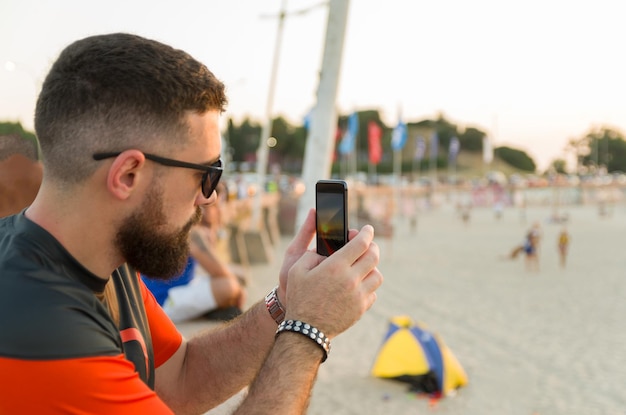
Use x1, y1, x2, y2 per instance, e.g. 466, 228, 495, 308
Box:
140, 278, 184, 368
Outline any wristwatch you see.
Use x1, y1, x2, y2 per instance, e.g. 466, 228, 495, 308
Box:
265, 286, 286, 325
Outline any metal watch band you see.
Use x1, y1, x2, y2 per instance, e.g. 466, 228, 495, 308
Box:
265, 285, 286, 325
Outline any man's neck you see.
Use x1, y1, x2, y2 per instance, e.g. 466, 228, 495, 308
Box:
26, 185, 123, 280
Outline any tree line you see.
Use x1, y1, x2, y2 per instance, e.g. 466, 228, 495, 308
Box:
225, 111, 537, 175
225, 111, 626, 176
2, 117, 625, 176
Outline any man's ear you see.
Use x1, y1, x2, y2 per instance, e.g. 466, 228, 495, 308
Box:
105, 150, 148, 200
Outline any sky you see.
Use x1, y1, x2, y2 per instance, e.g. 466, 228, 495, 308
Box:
1, 0, 624, 172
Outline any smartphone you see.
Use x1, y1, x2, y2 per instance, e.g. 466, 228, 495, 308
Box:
316, 179, 348, 256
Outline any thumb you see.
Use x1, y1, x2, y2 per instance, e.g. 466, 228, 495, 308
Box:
286, 208, 316, 254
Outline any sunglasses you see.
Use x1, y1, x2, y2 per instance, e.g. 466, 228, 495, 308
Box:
93, 151, 223, 198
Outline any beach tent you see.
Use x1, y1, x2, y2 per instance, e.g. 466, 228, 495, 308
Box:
371, 316, 468, 396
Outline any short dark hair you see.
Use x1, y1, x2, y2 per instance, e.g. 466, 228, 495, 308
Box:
35, 33, 227, 183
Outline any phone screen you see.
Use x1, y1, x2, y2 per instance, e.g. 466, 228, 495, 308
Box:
316, 180, 348, 256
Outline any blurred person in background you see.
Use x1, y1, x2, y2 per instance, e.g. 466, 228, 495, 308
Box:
558, 227, 570, 268
0, 134, 42, 217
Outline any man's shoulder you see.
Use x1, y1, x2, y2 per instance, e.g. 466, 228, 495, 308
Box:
0, 266, 121, 359
0, 243, 121, 361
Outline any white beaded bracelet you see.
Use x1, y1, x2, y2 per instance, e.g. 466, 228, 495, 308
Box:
275, 319, 331, 363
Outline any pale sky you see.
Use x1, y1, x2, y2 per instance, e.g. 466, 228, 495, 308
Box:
1, 0, 624, 171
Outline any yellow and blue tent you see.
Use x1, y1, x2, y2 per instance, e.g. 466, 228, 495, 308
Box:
371, 316, 468, 396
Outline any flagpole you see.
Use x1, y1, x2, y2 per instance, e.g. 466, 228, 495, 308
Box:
393, 148, 400, 229
369, 160, 376, 180
448, 136, 460, 204
429, 130, 438, 201
412, 135, 424, 181
337, 111, 358, 178
447, 156, 452, 203
391, 112, 407, 231
451, 155, 457, 204
367, 120, 382, 182
393, 149, 401, 184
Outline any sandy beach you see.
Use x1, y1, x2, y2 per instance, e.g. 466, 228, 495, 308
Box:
178, 200, 626, 415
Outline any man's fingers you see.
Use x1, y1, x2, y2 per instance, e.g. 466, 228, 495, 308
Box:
286, 208, 316, 254
338, 225, 374, 261
333, 225, 377, 271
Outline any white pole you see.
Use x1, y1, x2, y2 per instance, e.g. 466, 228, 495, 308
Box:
296, 0, 350, 230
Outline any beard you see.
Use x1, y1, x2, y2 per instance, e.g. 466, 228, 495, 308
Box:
116, 188, 202, 280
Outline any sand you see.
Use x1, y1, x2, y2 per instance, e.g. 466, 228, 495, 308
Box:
178, 201, 626, 415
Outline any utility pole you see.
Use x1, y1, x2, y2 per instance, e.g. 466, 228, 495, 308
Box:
252, 0, 288, 227
253, 0, 328, 226
296, 0, 350, 230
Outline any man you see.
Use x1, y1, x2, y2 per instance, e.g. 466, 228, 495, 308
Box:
0, 33, 382, 414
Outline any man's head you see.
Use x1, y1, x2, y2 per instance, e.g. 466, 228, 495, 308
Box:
35, 32, 227, 184
34, 33, 228, 277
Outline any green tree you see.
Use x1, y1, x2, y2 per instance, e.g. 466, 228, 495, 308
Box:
574, 127, 626, 172
224, 116, 308, 173
433, 114, 458, 153
459, 127, 485, 152
550, 158, 567, 174
269, 116, 307, 173
494, 146, 536, 172
225, 117, 261, 163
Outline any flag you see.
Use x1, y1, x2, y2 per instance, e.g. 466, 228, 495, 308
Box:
483, 136, 493, 164
391, 119, 407, 151
448, 136, 460, 162
414, 135, 426, 161
430, 131, 439, 161
338, 112, 359, 155
368, 121, 383, 165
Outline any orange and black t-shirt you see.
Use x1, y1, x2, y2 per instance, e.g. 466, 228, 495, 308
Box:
0, 213, 183, 414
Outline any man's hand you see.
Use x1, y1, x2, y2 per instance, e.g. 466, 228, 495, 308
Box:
280, 210, 382, 339
276, 209, 317, 300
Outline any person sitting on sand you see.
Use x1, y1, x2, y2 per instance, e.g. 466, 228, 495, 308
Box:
524, 222, 542, 272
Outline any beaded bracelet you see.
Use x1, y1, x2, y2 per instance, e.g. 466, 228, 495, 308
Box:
275, 319, 331, 363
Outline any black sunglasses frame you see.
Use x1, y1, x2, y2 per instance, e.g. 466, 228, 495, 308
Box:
93, 151, 223, 198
